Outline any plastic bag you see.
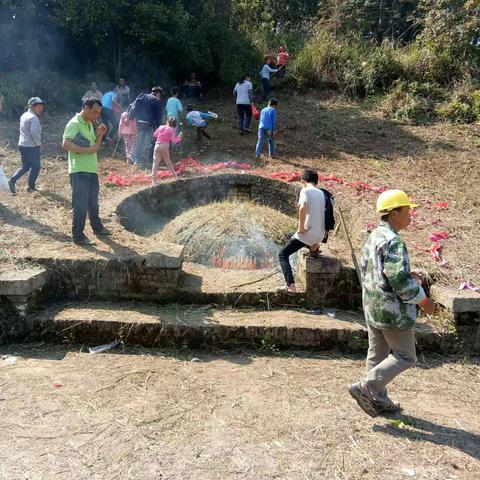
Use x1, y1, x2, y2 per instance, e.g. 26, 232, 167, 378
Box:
0, 166, 9, 192
251, 104, 260, 121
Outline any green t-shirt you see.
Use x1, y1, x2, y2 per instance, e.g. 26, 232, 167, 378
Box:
63, 113, 98, 174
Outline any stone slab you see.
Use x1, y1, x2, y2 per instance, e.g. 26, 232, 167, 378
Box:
298, 249, 342, 275
431, 284, 480, 313
0, 267, 48, 296
145, 244, 184, 269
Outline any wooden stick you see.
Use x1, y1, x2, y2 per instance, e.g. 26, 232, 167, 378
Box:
338, 207, 362, 287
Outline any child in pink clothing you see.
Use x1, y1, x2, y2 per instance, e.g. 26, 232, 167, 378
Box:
118, 105, 137, 164
152, 117, 183, 184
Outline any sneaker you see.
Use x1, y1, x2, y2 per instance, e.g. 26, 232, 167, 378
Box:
73, 236, 96, 246
244, 128, 252, 133
93, 228, 111, 236
26, 187, 37, 193
8, 179, 16, 195
348, 381, 378, 418
372, 394, 401, 414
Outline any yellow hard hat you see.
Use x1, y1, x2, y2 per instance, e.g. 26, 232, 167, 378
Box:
376, 189, 418, 213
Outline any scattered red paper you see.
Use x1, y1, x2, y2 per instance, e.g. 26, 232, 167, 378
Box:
428, 231, 449, 242
434, 201, 449, 211
52, 382, 63, 388
458, 281, 480, 292
428, 242, 443, 262
106, 157, 252, 187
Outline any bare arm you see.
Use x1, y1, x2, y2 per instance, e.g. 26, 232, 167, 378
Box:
298, 204, 309, 233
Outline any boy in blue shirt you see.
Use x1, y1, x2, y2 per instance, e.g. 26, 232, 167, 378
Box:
255, 98, 277, 158
166, 86, 183, 133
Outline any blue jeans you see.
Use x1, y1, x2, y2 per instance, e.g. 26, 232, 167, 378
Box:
255, 128, 275, 156
261, 77, 270, 102
11, 146, 41, 190
135, 121, 155, 168
278, 238, 307, 286
70, 172, 103, 241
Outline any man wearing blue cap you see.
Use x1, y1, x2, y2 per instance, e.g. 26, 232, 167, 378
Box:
8, 97, 45, 194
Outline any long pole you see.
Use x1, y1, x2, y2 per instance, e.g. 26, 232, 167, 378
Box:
338, 207, 362, 287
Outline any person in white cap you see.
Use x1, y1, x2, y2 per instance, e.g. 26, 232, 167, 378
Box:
8, 97, 45, 194
348, 189, 436, 417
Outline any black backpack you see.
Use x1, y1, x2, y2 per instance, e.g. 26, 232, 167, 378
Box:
320, 188, 335, 243
128, 93, 147, 121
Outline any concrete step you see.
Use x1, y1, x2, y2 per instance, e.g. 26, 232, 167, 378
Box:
31, 301, 452, 353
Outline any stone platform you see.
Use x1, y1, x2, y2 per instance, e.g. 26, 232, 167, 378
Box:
30, 301, 450, 353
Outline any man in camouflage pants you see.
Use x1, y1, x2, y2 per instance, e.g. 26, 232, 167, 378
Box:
348, 190, 436, 417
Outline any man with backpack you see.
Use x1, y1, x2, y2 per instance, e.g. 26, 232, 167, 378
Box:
130, 86, 163, 169
278, 169, 333, 294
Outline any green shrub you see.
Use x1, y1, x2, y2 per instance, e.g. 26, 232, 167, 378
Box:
381, 80, 445, 124
0, 70, 84, 118
435, 88, 480, 124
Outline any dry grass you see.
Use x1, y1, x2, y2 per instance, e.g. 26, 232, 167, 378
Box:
0, 344, 478, 479
160, 201, 295, 267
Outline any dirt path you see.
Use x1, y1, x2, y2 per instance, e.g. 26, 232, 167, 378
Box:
0, 345, 478, 479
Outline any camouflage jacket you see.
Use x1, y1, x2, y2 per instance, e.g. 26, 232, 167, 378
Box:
361, 221, 425, 330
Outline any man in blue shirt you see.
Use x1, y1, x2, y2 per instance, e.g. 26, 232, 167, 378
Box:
101, 84, 120, 142
131, 86, 164, 169
255, 98, 278, 158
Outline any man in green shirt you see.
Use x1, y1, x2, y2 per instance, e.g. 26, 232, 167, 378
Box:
348, 189, 436, 417
62, 98, 109, 245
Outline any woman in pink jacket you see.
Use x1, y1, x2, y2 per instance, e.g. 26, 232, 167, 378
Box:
152, 116, 183, 184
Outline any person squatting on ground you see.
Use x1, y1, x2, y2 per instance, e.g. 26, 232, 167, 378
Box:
260, 56, 280, 102
233, 74, 253, 134
348, 190, 436, 417
8, 97, 45, 195
255, 98, 277, 158
186, 105, 214, 141
101, 85, 120, 142
151, 117, 183, 184
118, 104, 137, 164
132, 86, 163, 169
278, 169, 325, 294
62, 98, 111, 246
166, 87, 183, 134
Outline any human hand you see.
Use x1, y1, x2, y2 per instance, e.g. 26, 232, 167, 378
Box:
411, 271, 423, 286
97, 124, 107, 137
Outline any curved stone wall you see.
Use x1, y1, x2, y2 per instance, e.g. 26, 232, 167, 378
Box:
116, 173, 301, 234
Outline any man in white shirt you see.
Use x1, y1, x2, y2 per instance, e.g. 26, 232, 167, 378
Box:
278, 169, 326, 294
8, 97, 45, 194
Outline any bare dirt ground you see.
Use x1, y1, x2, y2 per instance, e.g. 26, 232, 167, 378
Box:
0, 344, 478, 480
1, 92, 479, 286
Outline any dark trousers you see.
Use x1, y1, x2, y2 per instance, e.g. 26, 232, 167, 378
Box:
237, 104, 252, 130
11, 146, 41, 190
261, 77, 270, 102
278, 238, 307, 286
70, 172, 103, 241
101, 107, 118, 140
196, 125, 211, 141
136, 121, 155, 168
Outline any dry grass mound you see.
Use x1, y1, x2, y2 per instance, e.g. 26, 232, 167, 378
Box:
160, 201, 296, 268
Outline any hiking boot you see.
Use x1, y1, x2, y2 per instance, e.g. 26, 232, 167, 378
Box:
8, 179, 16, 195
372, 394, 401, 414
73, 236, 96, 246
348, 381, 378, 418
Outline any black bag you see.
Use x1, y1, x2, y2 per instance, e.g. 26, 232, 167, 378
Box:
320, 188, 335, 243
72, 133, 91, 148
128, 93, 147, 121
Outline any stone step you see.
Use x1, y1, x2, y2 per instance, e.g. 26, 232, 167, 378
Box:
31, 301, 451, 353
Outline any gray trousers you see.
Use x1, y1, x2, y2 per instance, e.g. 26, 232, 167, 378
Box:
364, 325, 417, 395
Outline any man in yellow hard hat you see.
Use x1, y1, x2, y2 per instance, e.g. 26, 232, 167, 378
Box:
348, 189, 436, 417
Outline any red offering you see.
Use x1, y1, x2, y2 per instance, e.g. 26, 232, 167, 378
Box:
251, 104, 260, 121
